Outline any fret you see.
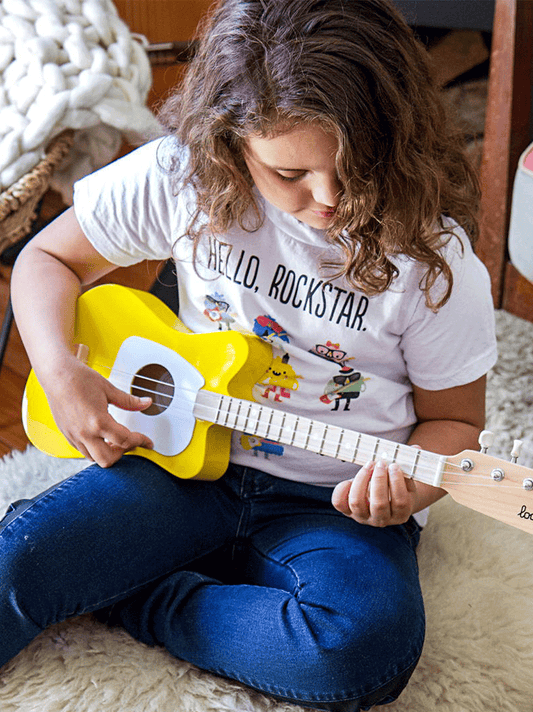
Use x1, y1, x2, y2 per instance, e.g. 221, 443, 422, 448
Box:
230, 398, 242, 429
297, 416, 308, 448
290, 416, 299, 446
319, 423, 328, 455
230, 399, 239, 427
263, 408, 281, 440
353, 432, 362, 464
253, 405, 263, 431
279, 412, 287, 442
220, 394, 231, 427
409, 449, 420, 479
391, 443, 399, 463
337, 429, 354, 462
244, 402, 262, 436
303, 420, 313, 450
264, 407, 275, 439
254, 406, 270, 438
333, 428, 343, 460
274, 410, 297, 447
240, 400, 251, 432
241, 403, 251, 433
307, 421, 327, 454
371, 438, 380, 461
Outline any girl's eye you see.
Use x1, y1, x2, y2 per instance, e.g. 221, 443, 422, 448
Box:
277, 171, 306, 182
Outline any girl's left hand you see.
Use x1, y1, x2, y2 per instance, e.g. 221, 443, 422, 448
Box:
331, 460, 418, 527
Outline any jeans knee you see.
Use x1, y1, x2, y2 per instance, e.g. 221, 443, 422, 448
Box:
289, 599, 424, 707
0, 504, 75, 629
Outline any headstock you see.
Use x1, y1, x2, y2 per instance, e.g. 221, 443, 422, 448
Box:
441, 431, 533, 535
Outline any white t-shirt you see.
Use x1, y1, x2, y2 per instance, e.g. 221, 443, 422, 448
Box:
74, 138, 498, 522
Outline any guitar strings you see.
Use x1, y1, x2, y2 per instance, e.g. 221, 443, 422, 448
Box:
100, 365, 511, 484
92, 362, 516, 485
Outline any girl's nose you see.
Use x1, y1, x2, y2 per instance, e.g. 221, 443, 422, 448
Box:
311, 174, 342, 207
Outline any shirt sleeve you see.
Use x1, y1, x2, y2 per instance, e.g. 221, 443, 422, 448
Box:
400, 233, 498, 391
73, 137, 190, 267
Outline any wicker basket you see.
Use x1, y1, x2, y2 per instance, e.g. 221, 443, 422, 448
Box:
0, 130, 74, 254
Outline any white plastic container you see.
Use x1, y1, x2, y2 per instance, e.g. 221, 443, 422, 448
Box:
508, 143, 533, 283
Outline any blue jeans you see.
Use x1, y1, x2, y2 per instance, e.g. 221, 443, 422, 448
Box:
0, 457, 424, 711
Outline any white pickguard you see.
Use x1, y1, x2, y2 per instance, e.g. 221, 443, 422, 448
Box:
108, 336, 205, 456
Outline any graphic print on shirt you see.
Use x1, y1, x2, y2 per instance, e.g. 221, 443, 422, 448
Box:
320, 368, 369, 411
239, 434, 284, 459
258, 352, 303, 404
203, 292, 236, 330
309, 340, 354, 369
252, 314, 290, 346
206, 238, 370, 333
310, 340, 370, 412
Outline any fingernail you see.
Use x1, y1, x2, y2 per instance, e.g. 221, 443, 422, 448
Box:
389, 462, 401, 474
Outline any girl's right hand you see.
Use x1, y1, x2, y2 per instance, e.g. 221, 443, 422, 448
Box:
42, 355, 154, 468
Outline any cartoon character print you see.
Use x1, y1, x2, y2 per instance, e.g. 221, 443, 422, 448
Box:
259, 353, 303, 403
203, 292, 235, 330
240, 434, 284, 458
309, 341, 354, 369
253, 314, 290, 347
320, 367, 369, 411
311, 339, 369, 411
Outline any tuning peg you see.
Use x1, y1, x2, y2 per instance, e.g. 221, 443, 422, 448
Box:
511, 439, 523, 463
478, 430, 494, 454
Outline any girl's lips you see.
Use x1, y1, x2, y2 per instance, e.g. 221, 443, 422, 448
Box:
313, 209, 336, 218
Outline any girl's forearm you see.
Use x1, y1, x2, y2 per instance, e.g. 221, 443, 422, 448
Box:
408, 418, 482, 458
407, 418, 483, 512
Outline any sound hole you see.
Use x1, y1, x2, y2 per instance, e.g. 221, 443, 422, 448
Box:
131, 364, 175, 416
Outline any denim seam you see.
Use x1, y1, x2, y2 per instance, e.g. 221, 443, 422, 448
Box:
209, 633, 424, 705
247, 543, 303, 597
352, 632, 425, 703
0, 470, 86, 533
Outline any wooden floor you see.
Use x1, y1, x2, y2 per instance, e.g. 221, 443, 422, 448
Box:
0, 191, 161, 458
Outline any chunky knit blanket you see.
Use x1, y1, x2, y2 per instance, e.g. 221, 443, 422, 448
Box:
0, 0, 162, 202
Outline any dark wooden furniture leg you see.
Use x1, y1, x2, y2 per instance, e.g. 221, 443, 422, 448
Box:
477, 0, 533, 316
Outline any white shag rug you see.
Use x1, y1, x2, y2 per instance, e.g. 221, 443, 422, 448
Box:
1, 309, 533, 712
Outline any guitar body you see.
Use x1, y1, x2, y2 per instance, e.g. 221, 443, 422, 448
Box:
23, 284, 273, 480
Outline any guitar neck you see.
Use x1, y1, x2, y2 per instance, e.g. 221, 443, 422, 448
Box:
195, 390, 446, 488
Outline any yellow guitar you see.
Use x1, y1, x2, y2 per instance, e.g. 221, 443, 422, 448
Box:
23, 284, 533, 536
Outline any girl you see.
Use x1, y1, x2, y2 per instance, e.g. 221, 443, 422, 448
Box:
3, 0, 497, 709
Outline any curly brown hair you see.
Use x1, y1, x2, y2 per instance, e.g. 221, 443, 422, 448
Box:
159, 0, 480, 310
